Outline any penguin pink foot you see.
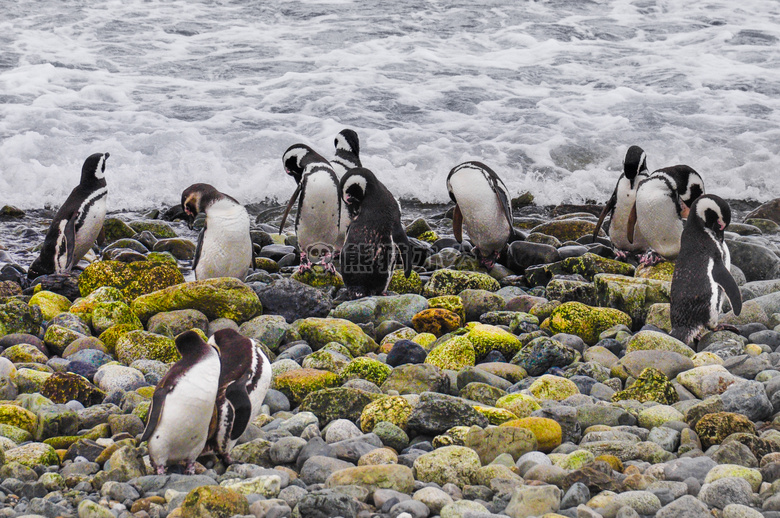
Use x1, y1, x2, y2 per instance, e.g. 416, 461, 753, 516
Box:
185, 461, 197, 475
639, 249, 663, 266
614, 249, 629, 261
297, 252, 312, 273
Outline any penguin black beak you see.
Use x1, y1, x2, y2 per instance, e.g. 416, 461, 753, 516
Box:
184, 211, 196, 230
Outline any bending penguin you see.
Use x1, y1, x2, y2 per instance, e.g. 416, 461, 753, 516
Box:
28, 153, 110, 280
181, 184, 253, 281
279, 144, 341, 272
204, 329, 272, 463
670, 195, 742, 345
446, 161, 515, 269
628, 165, 704, 265
592, 145, 650, 255
141, 330, 221, 474
340, 167, 412, 298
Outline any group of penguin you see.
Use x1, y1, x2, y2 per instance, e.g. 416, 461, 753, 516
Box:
23, 134, 746, 471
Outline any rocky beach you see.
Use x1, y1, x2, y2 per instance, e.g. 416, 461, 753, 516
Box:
0, 196, 779, 518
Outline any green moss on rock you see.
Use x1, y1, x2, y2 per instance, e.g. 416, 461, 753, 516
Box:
635, 261, 675, 282
612, 367, 678, 405
128, 220, 177, 238
4, 442, 59, 468
388, 269, 423, 295
102, 217, 136, 243
294, 317, 377, 356
594, 274, 671, 329
695, 412, 756, 450
528, 374, 580, 401
340, 357, 392, 386
495, 393, 542, 419
291, 266, 344, 290
423, 270, 500, 297
0, 404, 37, 434
424, 336, 475, 371
472, 405, 518, 425
40, 372, 105, 406
501, 416, 562, 452
625, 330, 694, 358
28, 291, 71, 321
274, 368, 340, 405
1, 344, 48, 364
427, 295, 466, 324
78, 260, 185, 300
411, 308, 462, 337
0, 298, 43, 337
360, 396, 414, 432
530, 220, 605, 242
115, 330, 179, 364
300, 387, 386, 426
466, 323, 523, 361
180, 485, 249, 518
92, 301, 142, 336
542, 301, 632, 345
99, 323, 142, 354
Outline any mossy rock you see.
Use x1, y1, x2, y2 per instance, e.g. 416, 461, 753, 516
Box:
14, 368, 52, 394
472, 405, 518, 425
528, 374, 580, 401
417, 230, 440, 244
411, 308, 462, 337
594, 274, 671, 330
695, 412, 756, 450
510, 336, 579, 376
612, 368, 678, 405
147, 251, 177, 264
4, 442, 59, 468
423, 269, 500, 297
180, 485, 249, 518
412, 332, 437, 350
413, 445, 481, 488
324, 464, 415, 494
28, 291, 71, 321
542, 301, 632, 345
291, 266, 344, 290
78, 260, 185, 300
625, 330, 694, 358
1, 344, 48, 364
92, 301, 142, 336
43, 423, 111, 450
274, 368, 340, 405
432, 426, 471, 448
102, 217, 136, 243
494, 393, 542, 419
645, 303, 672, 333
300, 387, 386, 426
0, 404, 37, 434
43, 324, 88, 356
301, 349, 350, 374
254, 257, 280, 273
428, 296, 466, 324
0, 298, 43, 337
526, 252, 635, 286
128, 220, 177, 239
501, 416, 562, 452
115, 330, 179, 364
388, 269, 423, 295
530, 219, 605, 242
465, 323, 522, 361
635, 261, 675, 282
294, 317, 378, 356
131, 277, 261, 323
360, 396, 414, 432
424, 336, 475, 371
69, 286, 128, 327
99, 323, 143, 354
340, 357, 392, 386
0, 423, 32, 443
40, 372, 105, 406
637, 404, 684, 429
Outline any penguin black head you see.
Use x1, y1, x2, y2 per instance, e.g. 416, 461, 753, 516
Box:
282, 144, 312, 184
175, 330, 212, 358
181, 183, 222, 230
623, 145, 647, 181
335, 129, 360, 157
340, 167, 373, 218
692, 194, 731, 236
81, 152, 110, 185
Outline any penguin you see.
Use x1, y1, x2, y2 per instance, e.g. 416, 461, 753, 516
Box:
279, 144, 341, 272
592, 145, 650, 255
446, 161, 514, 269
670, 195, 742, 345
141, 330, 221, 474
331, 129, 362, 177
340, 167, 412, 298
627, 165, 705, 265
27, 153, 110, 281
204, 329, 272, 462
181, 184, 253, 280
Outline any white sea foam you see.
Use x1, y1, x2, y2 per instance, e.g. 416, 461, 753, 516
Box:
1, 0, 779, 210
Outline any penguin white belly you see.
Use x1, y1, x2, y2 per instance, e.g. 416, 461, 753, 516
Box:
635, 191, 683, 259
297, 174, 340, 253
611, 180, 646, 251
249, 344, 272, 419
73, 191, 107, 264
449, 173, 510, 254
148, 355, 220, 465
197, 201, 252, 280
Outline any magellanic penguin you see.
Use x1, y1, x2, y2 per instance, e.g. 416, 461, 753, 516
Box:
340, 167, 412, 298
627, 165, 705, 265
141, 330, 221, 474
670, 195, 742, 345
27, 153, 110, 281
331, 129, 362, 246
181, 184, 253, 281
279, 144, 341, 272
204, 328, 272, 463
592, 146, 650, 255
446, 161, 515, 269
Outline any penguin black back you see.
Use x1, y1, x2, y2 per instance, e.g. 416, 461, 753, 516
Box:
332, 129, 361, 176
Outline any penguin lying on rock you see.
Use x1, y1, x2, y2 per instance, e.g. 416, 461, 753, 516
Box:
670, 194, 742, 345
28, 153, 110, 281
446, 161, 516, 269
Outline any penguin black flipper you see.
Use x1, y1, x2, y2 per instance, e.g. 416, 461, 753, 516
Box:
712, 261, 742, 316
140, 385, 172, 443
279, 183, 302, 234
226, 372, 253, 441
392, 219, 412, 278
593, 190, 617, 241
626, 202, 638, 244
490, 176, 514, 232
193, 224, 205, 274
56, 215, 78, 271
452, 204, 463, 243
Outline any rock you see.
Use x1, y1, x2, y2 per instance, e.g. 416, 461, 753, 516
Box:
695, 412, 756, 449
5, 442, 59, 467
325, 464, 415, 493
78, 499, 116, 518
507, 241, 561, 272
439, 500, 490, 517
413, 445, 481, 487
0, 404, 37, 434
495, 393, 541, 419
252, 278, 331, 323
720, 380, 772, 421
114, 330, 178, 364
275, 368, 340, 405
613, 350, 694, 380
0, 298, 43, 337
542, 301, 632, 345
180, 485, 249, 518
413, 486, 453, 515
458, 289, 506, 322
626, 330, 694, 357
612, 367, 678, 404
531, 219, 603, 242
300, 387, 384, 426
501, 416, 561, 452
381, 363, 449, 395
147, 309, 209, 338
132, 277, 261, 323
528, 374, 580, 401
423, 270, 499, 297
698, 477, 753, 509
294, 317, 377, 356
78, 260, 184, 299
1, 343, 48, 363
424, 336, 475, 371
510, 336, 578, 376
465, 323, 522, 360
292, 489, 360, 518
386, 340, 428, 367
407, 392, 489, 435
745, 198, 780, 224
527, 253, 635, 286
94, 364, 146, 393
655, 494, 711, 518
594, 274, 671, 328
360, 396, 414, 432
704, 464, 762, 492
340, 357, 391, 386
412, 308, 462, 337
727, 239, 780, 282
28, 290, 71, 320
504, 484, 562, 518
40, 372, 104, 406
637, 404, 684, 429
677, 365, 745, 398
43, 324, 88, 356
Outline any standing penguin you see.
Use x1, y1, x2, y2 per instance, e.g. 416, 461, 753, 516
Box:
28, 153, 110, 280
204, 329, 272, 462
670, 195, 742, 345
446, 161, 514, 269
628, 165, 705, 264
340, 167, 412, 297
181, 184, 253, 281
331, 129, 362, 177
279, 144, 341, 271
592, 146, 650, 255
141, 331, 221, 474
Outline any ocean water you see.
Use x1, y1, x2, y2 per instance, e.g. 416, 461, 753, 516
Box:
1, 0, 779, 211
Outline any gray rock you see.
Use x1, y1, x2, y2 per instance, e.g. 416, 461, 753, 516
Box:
459, 289, 506, 322
269, 436, 307, 465
252, 278, 332, 323
655, 495, 712, 518
560, 482, 590, 509
407, 392, 489, 435
293, 489, 360, 518
324, 419, 363, 444
663, 456, 717, 483
330, 433, 382, 463
698, 477, 753, 509
389, 499, 430, 518
300, 455, 354, 485
726, 239, 780, 282
720, 380, 772, 421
